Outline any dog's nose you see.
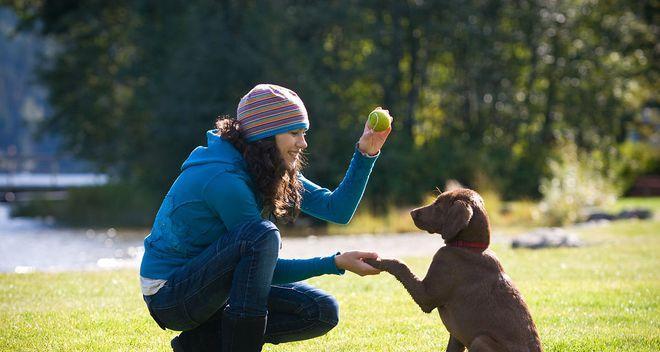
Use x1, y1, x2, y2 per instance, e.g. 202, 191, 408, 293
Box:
410, 209, 419, 220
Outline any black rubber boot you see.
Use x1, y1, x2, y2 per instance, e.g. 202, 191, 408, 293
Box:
171, 316, 223, 352
170, 336, 185, 352
221, 313, 267, 352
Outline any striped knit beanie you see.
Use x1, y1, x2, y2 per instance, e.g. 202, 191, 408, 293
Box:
237, 84, 310, 142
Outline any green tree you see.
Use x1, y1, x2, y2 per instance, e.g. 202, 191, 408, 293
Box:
6, 0, 657, 220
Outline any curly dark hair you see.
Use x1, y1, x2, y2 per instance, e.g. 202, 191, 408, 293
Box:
215, 116, 305, 223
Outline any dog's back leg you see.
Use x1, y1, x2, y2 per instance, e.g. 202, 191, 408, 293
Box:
469, 335, 505, 352
446, 335, 465, 352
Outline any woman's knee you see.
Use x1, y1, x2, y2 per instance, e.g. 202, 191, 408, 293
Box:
253, 226, 281, 257
235, 220, 281, 253
294, 285, 339, 330
264, 285, 339, 343
315, 293, 340, 332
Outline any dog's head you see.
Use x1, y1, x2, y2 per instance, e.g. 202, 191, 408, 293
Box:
410, 188, 491, 243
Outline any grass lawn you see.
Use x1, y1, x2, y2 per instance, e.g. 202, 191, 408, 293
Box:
1, 199, 659, 351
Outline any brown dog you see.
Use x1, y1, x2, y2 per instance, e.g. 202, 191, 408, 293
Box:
364, 188, 542, 352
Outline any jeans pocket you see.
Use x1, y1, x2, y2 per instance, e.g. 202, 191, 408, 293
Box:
149, 303, 199, 332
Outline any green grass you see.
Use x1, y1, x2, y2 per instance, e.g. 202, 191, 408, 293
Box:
608, 197, 660, 214
2, 201, 659, 351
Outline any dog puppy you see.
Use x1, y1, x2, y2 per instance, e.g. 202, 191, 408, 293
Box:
364, 188, 542, 352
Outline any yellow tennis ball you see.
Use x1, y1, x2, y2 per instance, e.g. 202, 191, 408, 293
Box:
367, 107, 392, 132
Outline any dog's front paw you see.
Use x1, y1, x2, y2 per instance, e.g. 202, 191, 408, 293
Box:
363, 258, 384, 270
363, 258, 405, 273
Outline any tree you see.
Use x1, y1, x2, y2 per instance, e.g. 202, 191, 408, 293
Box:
6, 0, 656, 212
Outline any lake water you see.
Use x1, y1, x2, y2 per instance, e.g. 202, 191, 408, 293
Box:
0, 204, 469, 274
0, 204, 145, 273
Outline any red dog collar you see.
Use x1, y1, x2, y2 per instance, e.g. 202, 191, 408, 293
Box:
446, 240, 489, 251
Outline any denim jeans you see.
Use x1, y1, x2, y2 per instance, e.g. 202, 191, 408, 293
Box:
143, 219, 339, 344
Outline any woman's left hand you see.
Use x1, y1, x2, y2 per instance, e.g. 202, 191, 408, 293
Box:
335, 251, 382, 276
357, 110, 393, 156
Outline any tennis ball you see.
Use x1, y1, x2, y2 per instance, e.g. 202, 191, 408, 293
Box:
367, 107, 392, 132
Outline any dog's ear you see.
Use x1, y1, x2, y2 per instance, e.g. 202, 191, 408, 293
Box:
441, 200, 473, 240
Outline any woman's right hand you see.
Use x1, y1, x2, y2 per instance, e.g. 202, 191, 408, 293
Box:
334, 251, 382, 276
357, 110, 393, 156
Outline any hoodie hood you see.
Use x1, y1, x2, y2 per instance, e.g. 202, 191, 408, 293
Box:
181, 130, 245, 171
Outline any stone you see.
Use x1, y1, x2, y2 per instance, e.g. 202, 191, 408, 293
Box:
511, 228, 582, 249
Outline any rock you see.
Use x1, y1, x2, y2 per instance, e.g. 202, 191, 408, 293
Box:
617, 208, 653, 220
511, 228, 582, 249
584, 207, 653, 222
585, 212, 616, 222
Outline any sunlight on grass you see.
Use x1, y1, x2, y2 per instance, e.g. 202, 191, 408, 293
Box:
1, 198, 659, 351
609, 197, 660, 214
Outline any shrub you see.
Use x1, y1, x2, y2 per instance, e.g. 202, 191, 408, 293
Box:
539, 135, 619, 225
615, 141, 660, 193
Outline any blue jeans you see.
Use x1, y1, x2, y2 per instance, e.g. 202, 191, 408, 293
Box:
143, 220, 339, 344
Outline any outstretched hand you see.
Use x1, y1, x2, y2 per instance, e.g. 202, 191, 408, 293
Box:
357, 110, 393, 156
334, 251, 381, 276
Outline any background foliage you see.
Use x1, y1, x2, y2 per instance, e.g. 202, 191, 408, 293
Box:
4, 0, 658, 224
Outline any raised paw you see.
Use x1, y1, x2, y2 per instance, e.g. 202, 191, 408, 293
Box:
363, 257, 383, 270
363, 257, 405, 273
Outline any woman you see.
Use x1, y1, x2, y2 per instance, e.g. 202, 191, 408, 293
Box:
140, 84, 392, 352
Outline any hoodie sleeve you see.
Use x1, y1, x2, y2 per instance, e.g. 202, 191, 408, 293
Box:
203, 171, 263, 232
299, 146, 378, 224
272, 255, 345, 284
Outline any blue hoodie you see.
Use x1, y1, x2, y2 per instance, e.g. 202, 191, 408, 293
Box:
140, 130, 378, 283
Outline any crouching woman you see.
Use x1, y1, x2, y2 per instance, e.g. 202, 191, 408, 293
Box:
139, 84, 391, 351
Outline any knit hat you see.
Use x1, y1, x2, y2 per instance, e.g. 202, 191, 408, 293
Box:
236, 84, 310, 142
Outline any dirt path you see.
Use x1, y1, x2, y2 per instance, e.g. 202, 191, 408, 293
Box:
280, 232, 508, 259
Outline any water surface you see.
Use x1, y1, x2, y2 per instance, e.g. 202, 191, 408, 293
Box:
0, 204, 145, 273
